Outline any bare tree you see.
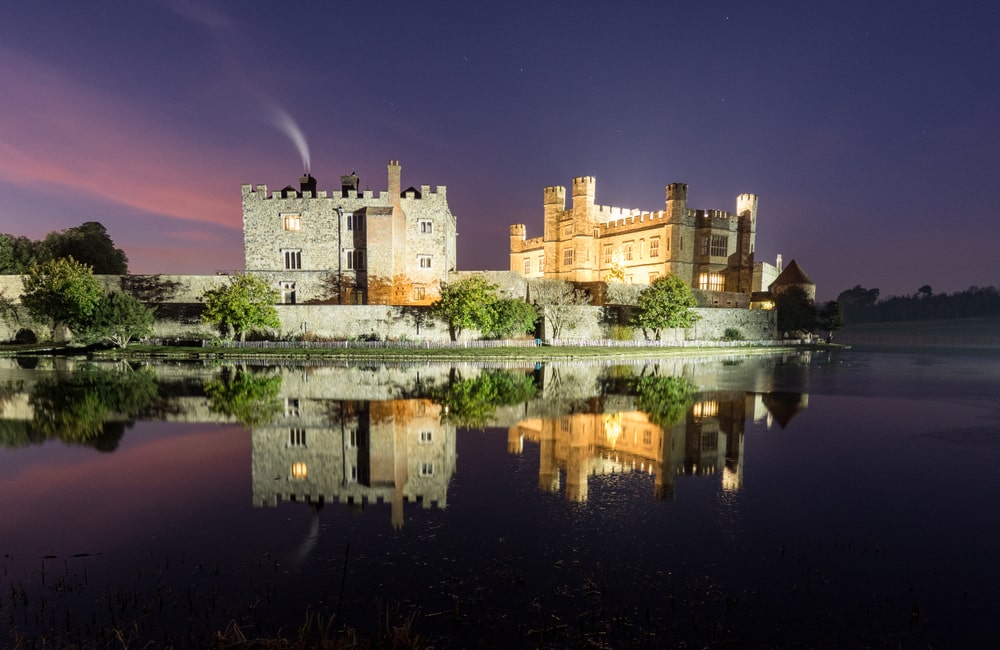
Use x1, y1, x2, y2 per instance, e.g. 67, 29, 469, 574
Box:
530, 279, 590, 340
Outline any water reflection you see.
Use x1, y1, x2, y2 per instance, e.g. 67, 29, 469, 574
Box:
0, 355, 810, 526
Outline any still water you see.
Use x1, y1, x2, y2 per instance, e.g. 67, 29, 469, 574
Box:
0, 349, 998, 648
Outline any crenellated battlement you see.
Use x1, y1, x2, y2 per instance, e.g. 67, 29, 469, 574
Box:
242, 182, 448, 202
736, 192, 758, 217
543, 185, 566, 205
509, 224, 526, 238
599, 210, 670, 232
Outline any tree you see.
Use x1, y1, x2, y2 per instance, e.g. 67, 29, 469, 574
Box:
431, 276, 499, 341
427, 369, 537, 429
836, 284, 880, 323
85, 291, 155, 347
0, 234, 41, 274
41, 221, 128, 274
775, 286, 817, 336
530, 279, 590, 340
486, 298, 537, 339
817, 300, 845, 341
200, 273, 280, 341
632, 275, 699, 340
20, 256, 105, 338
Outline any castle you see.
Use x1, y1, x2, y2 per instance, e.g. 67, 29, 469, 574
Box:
242, 160, 457, 306
510, 176, 774, 294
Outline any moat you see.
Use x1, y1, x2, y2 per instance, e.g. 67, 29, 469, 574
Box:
1, 349, 997, 648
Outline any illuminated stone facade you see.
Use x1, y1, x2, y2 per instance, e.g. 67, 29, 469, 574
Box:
510, 177, 758, 293
242, 161, 457, 306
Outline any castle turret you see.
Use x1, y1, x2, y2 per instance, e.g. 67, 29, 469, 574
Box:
665, 182, 688, 219
387, 160, 401, 211
572, 176, 595, 215
736, 193, 758, 221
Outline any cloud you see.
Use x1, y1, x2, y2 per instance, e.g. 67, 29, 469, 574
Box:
0, 47, 239, 230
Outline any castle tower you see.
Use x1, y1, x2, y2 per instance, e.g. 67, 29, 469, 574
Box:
736, 193, 758, 221
543, 185, 566, 224
509, 224, 526, 269
387, 160, 401, 212
571, 176, 596, 216
665, 182, 688, 220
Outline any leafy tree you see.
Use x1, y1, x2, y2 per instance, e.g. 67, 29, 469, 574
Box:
836, 284, 880, 323
20, 256, 105, 338
85, 291, 155, 347
0, 234, 41, 274
431, 276, 499, 341
41, 222, 128, 274
486, 298, 537, 339
817, 300, 845, 341
775, 286, 817, 336
632, 275, 699, 340
530, 279, 590, 340
204, 367, 283, 427
200, 273, 280, 341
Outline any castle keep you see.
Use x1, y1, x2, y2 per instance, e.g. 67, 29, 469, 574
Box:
242, 161, 457, 306
510, 177, 758, 293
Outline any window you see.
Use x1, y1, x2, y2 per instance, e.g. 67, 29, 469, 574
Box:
649, 237, 660, 258
346, 213, 364, 231
419, 220, 433, 234
639, 239, 645, 258
419, 462, 434, 476
280, 281, 296, 304
284, 398, 300, 418
711, 235, 728, 257
563, 248, 574, 266
418, 255, 432, 269
289, 428, 307, 448
346, 249, 365, 270
648, 272, 659, 283
562, 222, 572, 236
413, 285, 426, 300
624, 242, 633, 261
523, 258, 531, 275
346, 428, 357, 448
283, 249, 301, 270
603, 245, 613, 264
290, 462, 308, 480
419, 430, 433, 444
349, 464, 358, 482
283, 214, 301, 231
700, 237, 710, 256
643, 429, 652, 446
698, 273, 725, 292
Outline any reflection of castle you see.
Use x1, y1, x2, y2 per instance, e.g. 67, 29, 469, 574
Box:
252, 398, 456, 529
508, 389, 798, 501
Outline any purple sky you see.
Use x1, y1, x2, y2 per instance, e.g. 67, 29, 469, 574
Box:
2, 1, 998, 300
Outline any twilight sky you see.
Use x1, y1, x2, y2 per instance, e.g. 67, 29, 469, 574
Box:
2, 0, 998, 300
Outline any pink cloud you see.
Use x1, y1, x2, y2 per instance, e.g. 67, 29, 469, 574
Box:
0, 47, 241, 231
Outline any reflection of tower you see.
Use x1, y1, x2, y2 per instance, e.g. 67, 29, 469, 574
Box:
251, 397, 455, 529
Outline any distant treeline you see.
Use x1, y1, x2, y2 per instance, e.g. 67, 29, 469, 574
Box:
0, 221, 128, 275
836, 284, 1000, 324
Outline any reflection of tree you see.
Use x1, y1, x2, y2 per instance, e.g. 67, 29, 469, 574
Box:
204, 367, 282, 427
429, 369, 537, 429
633, 374, 695, 428
25, 365, 158, 451
602, 367, 695, 428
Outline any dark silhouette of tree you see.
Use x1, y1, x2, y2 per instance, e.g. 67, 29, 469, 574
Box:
775, 286, 817, 336
817, 301, 845, 340
41, 222, 128, 274
427, 369, 537, 429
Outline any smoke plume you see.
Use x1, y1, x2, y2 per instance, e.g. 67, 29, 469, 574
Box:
269, 105, 311, 174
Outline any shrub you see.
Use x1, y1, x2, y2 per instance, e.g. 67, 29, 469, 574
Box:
722, 327, 744, 341
609, 324, 635, 341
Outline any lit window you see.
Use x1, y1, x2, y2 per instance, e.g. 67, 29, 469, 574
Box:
289, 428, 306, 447
563, 248, 574, 266
419, 430, 433, 444
291, 462, 308, 480
523, 258, 531, 275
283, 214, 301, 231
603, 245, 613, 264
649, 238, 660, 258
346, 249, 365, 270
698, 273, 725, 292
711, 235, 728, 257
419, 462, 434, 476
283, 249, 301, 270
418, 255, 432, 269
419, 220, 433, 234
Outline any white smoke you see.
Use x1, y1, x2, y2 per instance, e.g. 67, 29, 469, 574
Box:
269, 106, 311, 174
